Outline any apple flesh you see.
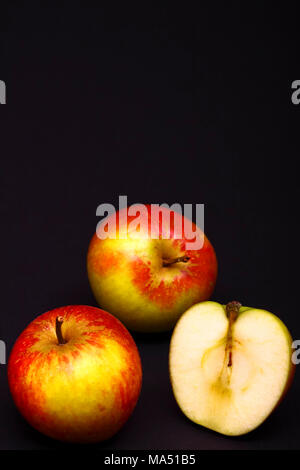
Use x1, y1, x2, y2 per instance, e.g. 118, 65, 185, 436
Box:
169, 301, 295, 436
8, 305, 142, 443
87, 205, 217, 332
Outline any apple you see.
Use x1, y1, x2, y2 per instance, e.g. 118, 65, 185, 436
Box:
8, 305, 142, 443
87, 205, 217, 332
169, 300, 295, 436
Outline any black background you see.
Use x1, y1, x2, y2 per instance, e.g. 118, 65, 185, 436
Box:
0, 4, 299, 450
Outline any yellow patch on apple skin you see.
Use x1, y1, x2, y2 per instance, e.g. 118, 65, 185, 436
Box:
15, 334, 140, 442
88, 238, 194, 331
87, 235, 216, 332
34, 340, 125, 438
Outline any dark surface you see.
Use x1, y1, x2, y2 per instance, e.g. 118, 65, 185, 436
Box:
0, 5, 299, 450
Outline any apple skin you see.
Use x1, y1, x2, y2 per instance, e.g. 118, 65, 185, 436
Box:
87, 205, 217, 332
8, 305, 142, 443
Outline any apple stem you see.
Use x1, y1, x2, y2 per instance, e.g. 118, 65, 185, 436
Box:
55, 316, 67, 345
162, 256, 190, 267
225, 301, 241, 367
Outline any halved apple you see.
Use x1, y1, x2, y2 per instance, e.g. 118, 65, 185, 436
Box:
169, 301, 295, 436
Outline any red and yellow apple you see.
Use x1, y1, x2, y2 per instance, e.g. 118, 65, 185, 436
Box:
87, 205, 217, 332
169, 301, 295, 436
8, 305, 142, 443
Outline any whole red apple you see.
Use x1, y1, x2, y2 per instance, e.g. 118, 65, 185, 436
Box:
8, 305, 142, 443
87, 204, 218, 332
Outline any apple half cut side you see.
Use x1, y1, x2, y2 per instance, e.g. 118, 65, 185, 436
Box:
169, 301, 295, 436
